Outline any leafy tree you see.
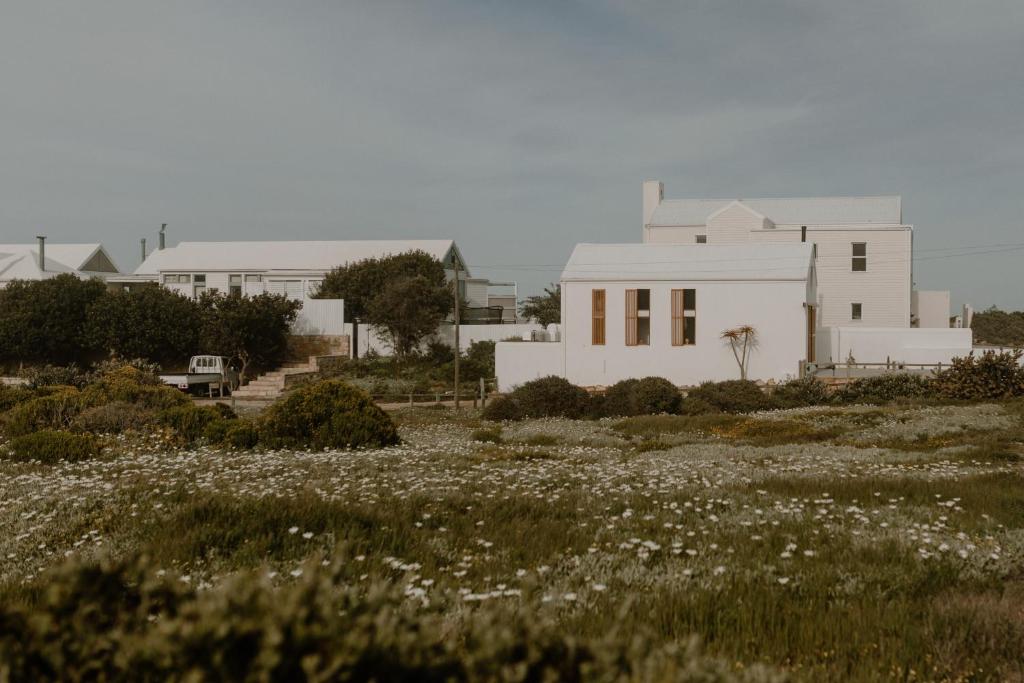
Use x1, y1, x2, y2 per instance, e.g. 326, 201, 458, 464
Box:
520, 284, 560, 326
0, 275, 106, 366
198, 293, 301, 382
366, 275, 452, 357
970, 307, 1024, 347
85, 287, 201, 367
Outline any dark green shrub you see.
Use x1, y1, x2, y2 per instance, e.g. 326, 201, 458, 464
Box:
502, 376, 590, 420
5, 430, 101, 463
211, 402, 238, 420
260, 380, 399, 449
19, 364, 88, 389
600, 377, 682, 417
481, 396, 524, 421
932, 350, 1024, 400
159, 405, 223, 443
471, 427, 503, 443
771, 376, 831, 408
687, 380, 776, 413
678, 397, 719, 415
834, 373, 932, 405
203, 418, 260, 449
82, 365, 188, 411
0, 384, 34, 413
73, 401, 157, 434
2, 387, 83, 437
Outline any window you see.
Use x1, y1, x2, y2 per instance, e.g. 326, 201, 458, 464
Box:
162, 274, 190, 284
194, 274, 206, 284
244, 274, 262, 283
671, 289, 696, 345
625, 289, 650, 346
229, 274, 242, 296
852, 242, 867, 271
852, 303, 862, 320
695, 235, 707, 244
591, 289, 605, 345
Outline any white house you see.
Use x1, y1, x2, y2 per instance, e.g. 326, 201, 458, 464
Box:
0, 240, 120, 286
496, 243, 817, 390
641, 182, 923, 329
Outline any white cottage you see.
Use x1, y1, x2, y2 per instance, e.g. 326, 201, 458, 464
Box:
496, 243, 817, 390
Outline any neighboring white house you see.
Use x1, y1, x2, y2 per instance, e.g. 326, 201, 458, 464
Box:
496, 243, 817, 390
0, 240, 120, 286
641, 181, 928, 329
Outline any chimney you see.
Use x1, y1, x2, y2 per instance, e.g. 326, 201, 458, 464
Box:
141, 238, 147, 262
642, 180, 664, 231
159, 223, 166, 250
801, 226, 807, 243
36, 235, 46, 271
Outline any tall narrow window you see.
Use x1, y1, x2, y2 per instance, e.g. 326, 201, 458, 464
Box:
626, 289, 650, 346
591, 289, 605, 345
851, 303, 863, 320
852, 242, 867, 271
672, 289, 697, 345
228, 274, 242, 296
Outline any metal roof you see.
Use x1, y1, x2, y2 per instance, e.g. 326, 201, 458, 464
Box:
648, 196, 902, 226
0, 243, 113, 280
134, 240, 463, 276
561, 243, 815, 282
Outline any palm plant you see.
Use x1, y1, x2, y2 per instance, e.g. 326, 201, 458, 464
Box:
721, 325, 758, 380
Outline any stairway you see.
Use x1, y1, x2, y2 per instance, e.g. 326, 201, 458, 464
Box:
230, 359, 318, 400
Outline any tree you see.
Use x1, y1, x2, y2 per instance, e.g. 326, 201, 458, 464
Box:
970, 307, 1024, 347
0, 275, 107, 367
198, 292, 301, 383
520, 284, 560, 326
84, 287, 201, 367
721, 325, 758, 380
366, 275, 452, 357
315, 250, 449, 322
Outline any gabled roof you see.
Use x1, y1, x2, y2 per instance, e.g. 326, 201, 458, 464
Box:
0, 244, 118, 281
561, 243, 815, 282
134, 240, 467, 276
648, 196, 902, 226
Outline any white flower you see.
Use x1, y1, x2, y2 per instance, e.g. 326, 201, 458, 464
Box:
302, 532, 313, 539
777, 577, 790, 585
592, 583, 607, 592
290, 569, 303, 578
288, 526, 299, 535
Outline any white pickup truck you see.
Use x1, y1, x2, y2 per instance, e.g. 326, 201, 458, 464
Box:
159, 355, 240, 397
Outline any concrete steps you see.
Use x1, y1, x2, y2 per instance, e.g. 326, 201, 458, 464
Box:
230, 356, 331, 400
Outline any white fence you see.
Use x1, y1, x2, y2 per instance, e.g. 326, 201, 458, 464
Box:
816, 326, 973, 366
495, 342, 565, 392
292, 299, 345, 336
345, 322, 545, 357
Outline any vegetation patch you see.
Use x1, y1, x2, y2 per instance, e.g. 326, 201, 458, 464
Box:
5, 430, 101, 463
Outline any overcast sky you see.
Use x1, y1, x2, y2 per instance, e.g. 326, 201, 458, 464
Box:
2, 1, 1022, 308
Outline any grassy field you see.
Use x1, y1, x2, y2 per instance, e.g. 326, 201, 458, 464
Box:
2, 401, 1023, 680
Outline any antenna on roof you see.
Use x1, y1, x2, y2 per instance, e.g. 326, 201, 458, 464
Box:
141, 238, 147, 262
159, 223, 167, 250
36, 235, 46, 271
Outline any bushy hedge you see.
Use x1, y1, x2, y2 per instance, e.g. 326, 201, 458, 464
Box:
203, 418, 260, 449
598, 377, 682, 417
771, 376, 832, 408
482, 376, 590, 421
687, 380, 775, 414
260, 380, 400, 449
2, 387, 83, 437
833, 373, 931, 405
5, 430, 101, 463
932, 350, 1024, 400
159, 405, 225, 443
0, 557, 769, 682
73, 401, 158, 435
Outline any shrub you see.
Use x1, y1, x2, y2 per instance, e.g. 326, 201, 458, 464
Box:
2, 387, 83, 437
211, 402, 238, 420
19, 364, 88, 389
498, 376, 591, 421
834, 373, 932, 405
771, 376, 831, 408
5, 430, 101, 463
932, 350, 1024, 400
159, 405, 224, 443
203, 418, 260, 449
73, 401, 157, 434
82, 365, 188, 411
687, 380, 776, 413
481, 396, 524, 421
260, 380, 399, 450
471, 427, 503, 443
599, 377, 681, 417
0, 384, 34, 413
678, 397, 719, 415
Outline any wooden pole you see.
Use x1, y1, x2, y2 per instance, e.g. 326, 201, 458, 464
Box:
454, 265, 461, 409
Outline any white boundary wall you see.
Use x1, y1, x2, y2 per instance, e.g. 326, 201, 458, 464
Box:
345, 323, 545, 357
495, 342, 565, 392
292, 299, 345, 336
817, 327, 972, 365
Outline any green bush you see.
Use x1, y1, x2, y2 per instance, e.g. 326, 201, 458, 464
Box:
687, 380, 776, 413
932, 350, 1024, 400
2, 387, 83, 437
203, 418, 260, 449
485, 376, 590, 422
5, 430, 101, 463
480, 395, 524, 421
834, 373, 932, 405
470, 427, 503, 443
159, 405, 224, 443
0, 384, 34, 413
678, 397, 720, 415
82, 365, 188, 411
771, 376, 831, 408
73, 401, 157, 434
0, 557, 766, 682
260, 380, 399, 450
599, 377, 681, 417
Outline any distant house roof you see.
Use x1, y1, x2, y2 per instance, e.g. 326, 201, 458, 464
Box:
135, 240, 467, 276
561, 243, 815, 282
648, 196, 902, 227
0, 243, 119, 281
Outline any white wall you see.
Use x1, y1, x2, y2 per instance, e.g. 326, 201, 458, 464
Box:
346, 322, 545, 357
912, 290, 950, 328
292, 299, 345, 336
817, 326, 972, 365
561, 279, 811, 387
495, 342, 565, 392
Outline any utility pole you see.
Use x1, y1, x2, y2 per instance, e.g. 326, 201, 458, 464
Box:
453, 264, 461, 408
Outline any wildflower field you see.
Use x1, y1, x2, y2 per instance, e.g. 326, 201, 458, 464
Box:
2, 400, 1023, 681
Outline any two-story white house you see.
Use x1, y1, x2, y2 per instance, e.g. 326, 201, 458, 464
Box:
641, 181, 914, 329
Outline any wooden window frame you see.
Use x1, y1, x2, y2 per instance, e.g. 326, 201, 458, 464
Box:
591, 289, 606, 345
626, 289, 651, 346
852, 242, 867, 272
671, 289, 697, 346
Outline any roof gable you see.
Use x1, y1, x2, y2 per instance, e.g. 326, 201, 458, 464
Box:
648, 195, 902, 227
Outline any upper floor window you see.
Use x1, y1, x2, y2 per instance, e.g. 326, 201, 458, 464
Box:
162, 274, 190, 284
852, 242, 867, 271
695, 235, 707, 244
228, 274, 242, 296
852, 303, 863, 320
626, 289, 650, 346
591, 289, 606, 345
671, 289, 696, 345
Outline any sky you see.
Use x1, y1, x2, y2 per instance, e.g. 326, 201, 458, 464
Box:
1, 1, 1022, 308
